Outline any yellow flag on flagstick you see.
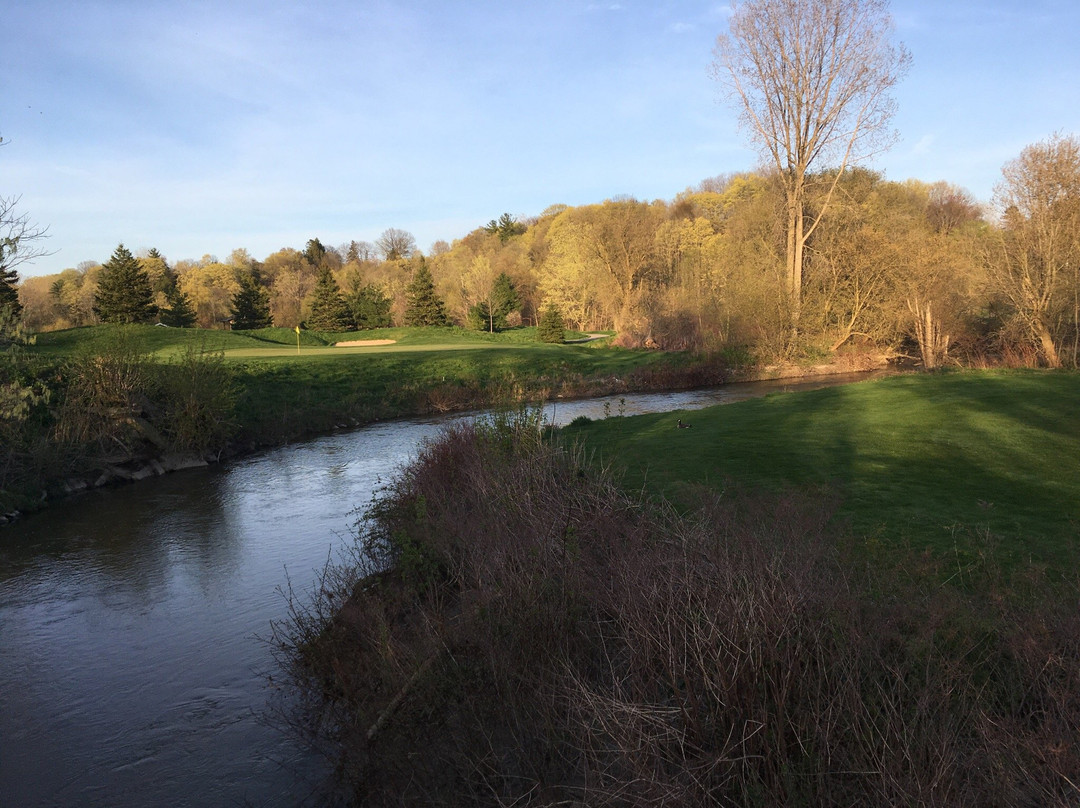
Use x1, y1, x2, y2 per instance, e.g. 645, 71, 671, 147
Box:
295, 325, 301, 354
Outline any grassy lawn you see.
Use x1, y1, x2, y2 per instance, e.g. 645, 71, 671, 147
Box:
25, 325, 675, 444
563, 369, 1080, 575
28, 324, 612, 359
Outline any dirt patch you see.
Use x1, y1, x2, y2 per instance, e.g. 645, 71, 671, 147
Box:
334, 339, 397, 347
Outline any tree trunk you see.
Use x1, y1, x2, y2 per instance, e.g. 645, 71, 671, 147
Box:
910, 298, 950, 369
1033, 317, 1061, 367
786, 193, 804, 327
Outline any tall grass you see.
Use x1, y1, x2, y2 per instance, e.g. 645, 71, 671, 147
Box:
274, 414, 1080, 807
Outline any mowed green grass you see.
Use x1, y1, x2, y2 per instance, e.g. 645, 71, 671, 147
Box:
563, 370, 1080, 574
27, 325, 663, 440
29, 324, 611, 359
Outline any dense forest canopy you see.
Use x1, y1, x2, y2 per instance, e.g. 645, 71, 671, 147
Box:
12, 135, 1080, 367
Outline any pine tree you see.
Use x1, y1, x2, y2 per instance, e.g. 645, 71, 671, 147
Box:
160, 285, 197, 328
489, 272, 520, 331
93, 243, 156, 323
230, 271, 272, 330
0, 264, 21, 318
346, 280, 393, 329
403, 260, 448, 327
306, 266, 353, 331
537, 305, 566, 343
467, 302, 491, 332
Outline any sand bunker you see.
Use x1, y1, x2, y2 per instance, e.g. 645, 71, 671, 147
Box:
334, 339, 397, 347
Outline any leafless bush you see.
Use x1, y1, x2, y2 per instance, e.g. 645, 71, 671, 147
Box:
54, 327, 154, 452
273, 415, 1080, 806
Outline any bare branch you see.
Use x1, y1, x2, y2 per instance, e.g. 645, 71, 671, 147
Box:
711, 0, 910, 321
1, 194, 54, 274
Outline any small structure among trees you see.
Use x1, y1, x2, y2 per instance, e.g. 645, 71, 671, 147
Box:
93, 243, 156, 324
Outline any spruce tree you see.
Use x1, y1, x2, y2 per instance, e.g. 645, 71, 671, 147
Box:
489, 272, 520, 331
160, 285, 197, 327
0, 264, 21, 318
467, 302, 491, 332
403, 260, 448, 327
230, 271, 272, 330
306, 266, 353, 331
346, 280, 392, 329
93, 243, 156, 323
537, 305, 566, 343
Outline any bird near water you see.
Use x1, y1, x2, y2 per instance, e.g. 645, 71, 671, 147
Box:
677, 419, 692, 429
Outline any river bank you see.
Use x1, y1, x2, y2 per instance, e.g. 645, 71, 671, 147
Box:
280, 385, 1080, 807
2, 342, 891, 523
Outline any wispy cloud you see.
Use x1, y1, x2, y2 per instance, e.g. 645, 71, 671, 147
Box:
909, 134, 935, 156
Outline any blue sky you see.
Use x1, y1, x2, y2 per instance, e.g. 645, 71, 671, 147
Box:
4, 0, 1078, 276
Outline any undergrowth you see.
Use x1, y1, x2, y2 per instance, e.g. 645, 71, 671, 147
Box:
272, 412, 1080, 807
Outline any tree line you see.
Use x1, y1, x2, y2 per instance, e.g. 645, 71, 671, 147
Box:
8, 132, 1080, 367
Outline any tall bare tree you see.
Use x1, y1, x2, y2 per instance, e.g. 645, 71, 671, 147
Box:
711, 0, 909, 326
991, 134, 1080, 367
2, 195, 52, 316
376, 228, 417, 262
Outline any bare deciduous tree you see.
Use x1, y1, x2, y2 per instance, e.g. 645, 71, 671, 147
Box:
2, 195, 52, 314
375, 228, 417, 262
991, 134, 1080, 368
711, 0, 910, 327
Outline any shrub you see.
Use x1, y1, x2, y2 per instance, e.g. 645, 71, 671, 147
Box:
537, 305, 565, 343
275, 418, 1080, 807
53, 327, 154, 452
152, 343, 238, 453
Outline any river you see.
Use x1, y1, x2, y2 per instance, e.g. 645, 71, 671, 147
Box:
0, 372, 881, 807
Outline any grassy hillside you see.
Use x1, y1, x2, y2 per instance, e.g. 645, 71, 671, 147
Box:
13, 324, 720, 472
563, 369, 1080, 575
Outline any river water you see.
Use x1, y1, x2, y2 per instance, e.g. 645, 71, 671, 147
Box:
0, 372, 880, 807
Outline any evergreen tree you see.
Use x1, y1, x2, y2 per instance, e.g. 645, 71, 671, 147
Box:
468, 272, 521, 332
489, 272, 520, 331
483, 212, 526, 243
303, 237, 328, 268
403, 260, 448, 327
467, 302, 491, 332
230, 271, 272, 330
141, 246, 172, 292
0, 264, 21, 319
346, 280, 393, 329
160, 285, 197, 328
93, 243, 156, 323
306, 266, 353, 331
537, 305, 566, 343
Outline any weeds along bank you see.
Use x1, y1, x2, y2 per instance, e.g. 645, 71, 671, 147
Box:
275, 412, 1080, 807
1, 324, 757, 515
